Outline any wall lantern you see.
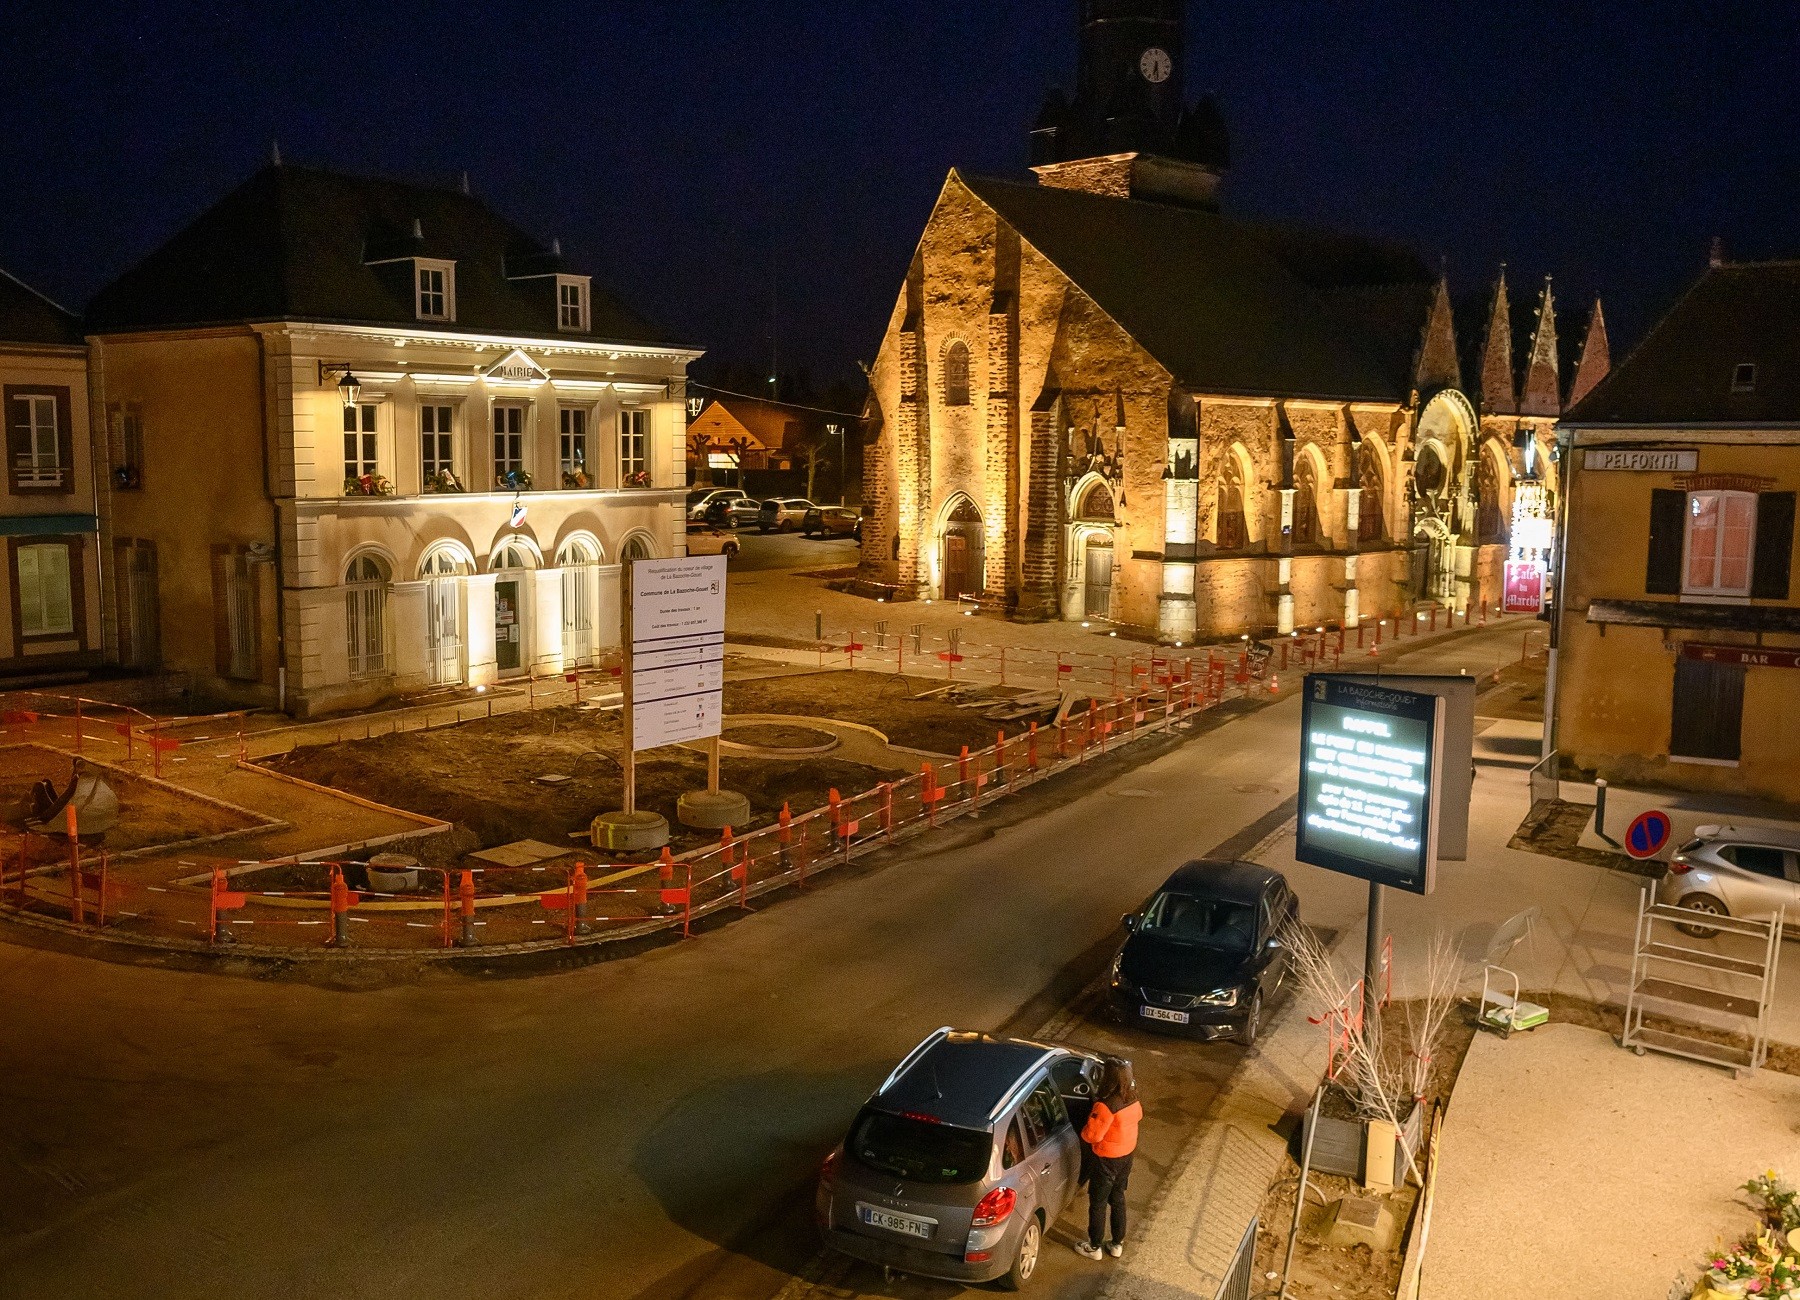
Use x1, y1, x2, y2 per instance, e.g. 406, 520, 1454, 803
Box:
337, 370, 363, 410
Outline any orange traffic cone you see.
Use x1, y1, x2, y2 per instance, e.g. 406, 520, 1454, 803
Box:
1268, 674, 1280, 695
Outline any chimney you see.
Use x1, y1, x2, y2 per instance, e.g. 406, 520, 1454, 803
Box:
1709, 236, 1725, 268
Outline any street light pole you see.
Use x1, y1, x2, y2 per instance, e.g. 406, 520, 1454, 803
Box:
832, 423, 847, 506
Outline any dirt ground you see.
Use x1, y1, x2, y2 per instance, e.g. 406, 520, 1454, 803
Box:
266, 702, 903, 858
721, 670, 1038, 753
1253, 1000, 1480, 1299
0, 745, 262, 857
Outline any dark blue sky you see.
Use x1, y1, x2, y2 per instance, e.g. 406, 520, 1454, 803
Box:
3, 2, 1795, 383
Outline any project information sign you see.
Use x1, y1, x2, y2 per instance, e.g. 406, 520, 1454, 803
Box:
627, 556, 727, 752
1296, 676, 1445, 895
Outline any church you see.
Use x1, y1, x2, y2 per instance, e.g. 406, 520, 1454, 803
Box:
858, 0, 1609, 643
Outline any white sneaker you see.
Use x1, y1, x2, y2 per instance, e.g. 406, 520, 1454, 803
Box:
1106, 1242, 1124, 1259
1075, 1242, 1104, 1261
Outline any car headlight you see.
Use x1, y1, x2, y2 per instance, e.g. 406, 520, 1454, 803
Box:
1195, 987, 1241, 1007
1108, 953, 1125, 986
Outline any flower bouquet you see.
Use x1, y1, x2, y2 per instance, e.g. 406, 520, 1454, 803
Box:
624, 470, 650, 488
425, 469, 465, 494
562, 468, 590, 489
345, 473, 396, 497
1687, 1174, 1800, 1298
500, 469, 534, 491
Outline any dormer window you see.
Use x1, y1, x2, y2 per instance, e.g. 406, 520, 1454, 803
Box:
1733, 362, 1758, 393
415, 259, 456, 321
557, 276, 590, 332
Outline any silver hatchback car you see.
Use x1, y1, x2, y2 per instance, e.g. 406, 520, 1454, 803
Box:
816, 1029, 1106, 1289
1658, 824, 1800, 936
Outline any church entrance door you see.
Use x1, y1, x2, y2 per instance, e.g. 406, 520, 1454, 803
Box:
941, 497, 985, 602
1084, 535, 1114, 619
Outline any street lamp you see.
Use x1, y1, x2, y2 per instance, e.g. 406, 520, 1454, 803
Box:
828, 423, 847, 506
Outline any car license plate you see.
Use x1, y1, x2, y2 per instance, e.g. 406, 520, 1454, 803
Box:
1141, 1005, 1190, 1024
857, 1203, 935, 1240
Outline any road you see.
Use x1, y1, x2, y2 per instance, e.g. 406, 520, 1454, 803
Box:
721, 528, 859, 573
0, 621, 1531, 1300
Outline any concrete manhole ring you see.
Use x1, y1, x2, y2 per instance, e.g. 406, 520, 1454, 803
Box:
718, 722, 841, 758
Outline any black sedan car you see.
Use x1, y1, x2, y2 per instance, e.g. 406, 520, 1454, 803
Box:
1108, 860, 1298, 1046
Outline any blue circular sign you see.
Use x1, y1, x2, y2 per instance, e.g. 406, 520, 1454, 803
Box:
1625, 810, 1672, 861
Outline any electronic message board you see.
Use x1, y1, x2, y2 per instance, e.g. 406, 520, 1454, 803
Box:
1296, 676, 1445, 895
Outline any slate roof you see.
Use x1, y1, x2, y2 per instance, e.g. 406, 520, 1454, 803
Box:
0, 267, 82, 346
1564, 261, 1800, 426
958, 173, 1435, 403
86, 164, 685, 349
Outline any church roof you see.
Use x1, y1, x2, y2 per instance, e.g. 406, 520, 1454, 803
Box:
87, 164, 683, 349
0, 266, 82, 346
1565, 260, 1800, 426
958, 172, 1434, 402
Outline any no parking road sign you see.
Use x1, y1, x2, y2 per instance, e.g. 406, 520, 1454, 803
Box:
1625, 810, 1672, 861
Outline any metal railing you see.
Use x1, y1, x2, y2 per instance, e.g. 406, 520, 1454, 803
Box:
1216, 1215, 1258, 1300
1528, 750, 1559, 809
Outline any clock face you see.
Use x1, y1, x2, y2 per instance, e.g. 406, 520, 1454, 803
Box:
1140, 47, 1172, 84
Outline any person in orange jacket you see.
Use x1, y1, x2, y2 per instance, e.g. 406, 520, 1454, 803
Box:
1075, 1058, 1141, 1260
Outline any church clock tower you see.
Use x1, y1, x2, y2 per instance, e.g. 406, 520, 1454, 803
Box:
1032, 0, 1230, 208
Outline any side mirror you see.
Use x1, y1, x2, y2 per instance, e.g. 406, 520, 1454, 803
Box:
1121, 913, 1138, 931
1267, 936, 1282, 950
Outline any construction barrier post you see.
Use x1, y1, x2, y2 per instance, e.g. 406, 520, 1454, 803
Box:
65, 802, 83, 925
210, 867, 246, 945
880, 783, 895, 839
73, 698, 82, 755
1027, 722, 1040, 771
958, 746, 971, 803
922, 763, 940, 828
723, 827, 749, 910
458, 870, 477, 946
573, 863, 591, 936
96, 851, 108, 928
14, 833, 25, 905
777, 802, 794, 873
993, 732, 1008, 788
328, 865, 360, 948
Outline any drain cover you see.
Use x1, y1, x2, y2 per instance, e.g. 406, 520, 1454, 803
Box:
1233, 783, 1280, 795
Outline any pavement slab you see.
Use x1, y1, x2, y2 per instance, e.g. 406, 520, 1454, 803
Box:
1425, 1023, 1800, 1299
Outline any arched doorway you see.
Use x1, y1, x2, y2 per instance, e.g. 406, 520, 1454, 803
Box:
345, 553, 392, 681
557, 537, 600, 668
1217, 445, 1253, 549
491, 541, 537, 677
1071, 479, 1117, 619
939, 496, 984, 602
420, 547, 472, 686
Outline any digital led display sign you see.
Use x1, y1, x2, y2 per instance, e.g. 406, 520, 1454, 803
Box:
1296, 676, 1444, 895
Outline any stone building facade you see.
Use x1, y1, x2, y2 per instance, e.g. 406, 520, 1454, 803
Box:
860, 1, 1607, 644
85, 164, 696, 714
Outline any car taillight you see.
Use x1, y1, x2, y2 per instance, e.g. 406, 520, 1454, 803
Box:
971, 1186, 1016, 1228
1668, 858, 1693, 874
820, 1150, 839, 1182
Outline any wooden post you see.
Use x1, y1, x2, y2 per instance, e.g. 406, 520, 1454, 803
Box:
708, 735, 721, 795
622, 560, 636, 815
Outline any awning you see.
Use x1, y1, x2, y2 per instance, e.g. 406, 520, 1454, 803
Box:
1586, 599, 1800, 635
0, 513, 98, 538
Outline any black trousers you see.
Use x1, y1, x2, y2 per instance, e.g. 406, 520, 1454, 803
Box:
1086, 1151, 1133, 1246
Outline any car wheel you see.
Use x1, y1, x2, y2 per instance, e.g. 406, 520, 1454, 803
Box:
1234, 991, 1263, 1047
758, 524, 770, 534
1673, 893, 1729, 939
998, 1215, 1042, 1291
781, 520, 796, 533
724, 543, 739, 559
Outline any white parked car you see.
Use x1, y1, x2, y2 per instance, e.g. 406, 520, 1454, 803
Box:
685, 528, 741, 559
1658, 824, 1800, 936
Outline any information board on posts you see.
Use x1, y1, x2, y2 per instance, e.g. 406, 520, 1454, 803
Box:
627, 556, 727, 752
1296, 675, 1445, 895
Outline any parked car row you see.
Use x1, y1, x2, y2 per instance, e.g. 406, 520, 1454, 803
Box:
815, 859, 1297, 1289
686, 487, 862, 536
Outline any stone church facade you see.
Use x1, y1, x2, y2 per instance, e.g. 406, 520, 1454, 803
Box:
859, 0, 1608, 643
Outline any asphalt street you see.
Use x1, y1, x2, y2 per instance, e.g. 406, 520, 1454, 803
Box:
0, 619, 1531, 1300
720, 527, 858, 572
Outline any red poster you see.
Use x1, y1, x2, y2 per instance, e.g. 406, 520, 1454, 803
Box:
1503, 561, 1544, 615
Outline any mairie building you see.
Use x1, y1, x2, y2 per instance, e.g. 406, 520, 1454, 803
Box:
859, 0, 1608, 645
84, 163, 697, 714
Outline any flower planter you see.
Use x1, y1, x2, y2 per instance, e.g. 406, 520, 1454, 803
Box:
1303, 1095, 1424, 1189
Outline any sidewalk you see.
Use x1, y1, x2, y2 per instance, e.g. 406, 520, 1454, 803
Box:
1101, 690, 1800, 1298
1425, 1023, 1800, 1298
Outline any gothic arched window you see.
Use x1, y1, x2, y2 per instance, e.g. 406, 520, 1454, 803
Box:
1476, 452, 1506, 544
1292, 454, 1322, 546
1359, 450, 1386, 543
944, 342, 971, 407
1217, 453, 1248, 550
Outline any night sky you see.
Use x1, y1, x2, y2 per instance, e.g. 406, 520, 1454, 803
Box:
3, 2, 1795, 387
